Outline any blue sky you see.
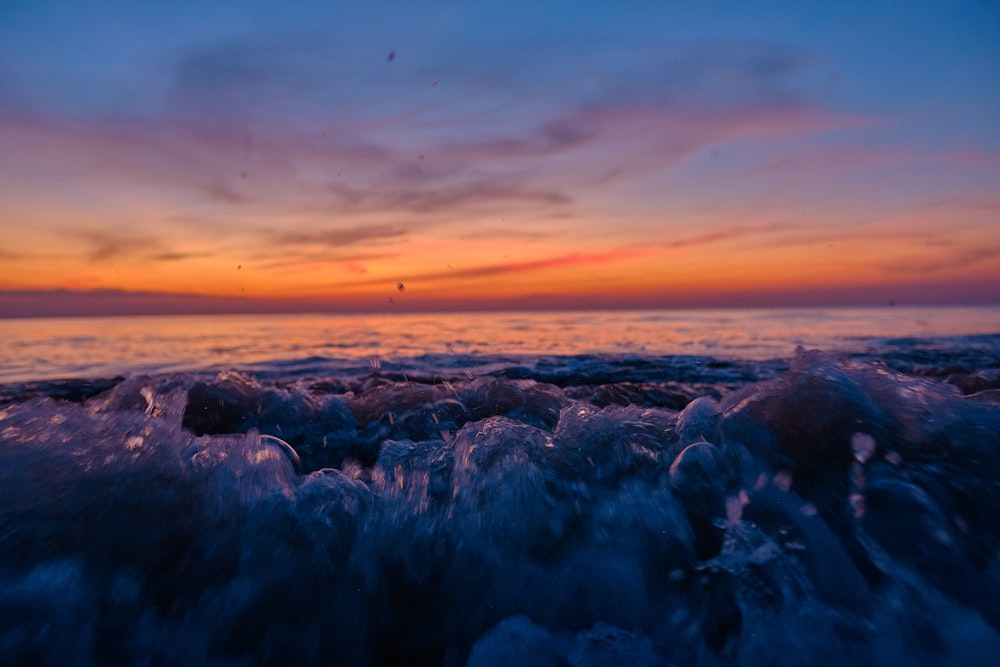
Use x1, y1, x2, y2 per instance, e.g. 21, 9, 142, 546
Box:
1, 1, 998, 314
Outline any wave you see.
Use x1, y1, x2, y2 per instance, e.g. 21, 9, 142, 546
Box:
1, 348, 999, 665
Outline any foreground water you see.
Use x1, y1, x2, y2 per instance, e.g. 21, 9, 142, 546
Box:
1, 307, 999, 665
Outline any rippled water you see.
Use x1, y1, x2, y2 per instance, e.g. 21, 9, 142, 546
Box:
2, 306, 999, 382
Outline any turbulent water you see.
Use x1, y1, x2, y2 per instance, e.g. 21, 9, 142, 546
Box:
2, 311, 1000, 665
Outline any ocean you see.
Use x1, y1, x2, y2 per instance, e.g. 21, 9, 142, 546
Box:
1, 305, 999, 665
3, 305, 1000, 382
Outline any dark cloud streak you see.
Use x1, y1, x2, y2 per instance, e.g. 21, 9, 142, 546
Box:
882, 245, 1000, 274
271, 224, 408, 248
65, 229, 161, 263
660, 223, 797, 249
146, 251, 214, 262
328, 249, 647, 289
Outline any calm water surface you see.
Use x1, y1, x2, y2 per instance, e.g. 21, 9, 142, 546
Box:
2, 306, 999, 382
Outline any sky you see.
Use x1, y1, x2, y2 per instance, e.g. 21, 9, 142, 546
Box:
1, 0, 999, 316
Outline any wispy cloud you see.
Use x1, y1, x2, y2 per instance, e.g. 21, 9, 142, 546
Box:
750, 143, 904, 178
0, 34, 843, 235
660, 223, 797, 249
146, 251, 215, 262
450, 227, 554, 241
882, 245, 1000, 274
323, 179, 572, 216
270, 224, 408, 248
64, 228, 163, 263
329, 248, 649, 288
914, 198, 1000, 212
248, 225, 405, 275
59, 228, 210, 264
252, 250, 397, 272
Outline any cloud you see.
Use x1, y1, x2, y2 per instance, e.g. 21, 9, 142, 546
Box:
439, 117, 599, 160
59, 228, 207, 264
63, 229, 162, 263
161, 32, 347, 123
270, 224, 408, 248
439, 250, 643, 280
252, 250, 397, 272
0, 36, 845, 267
596, 40, 816, 111
321, 180, 572, 216
660, 223, 797, 249
247, 224, 406, 272
751, 143, 905, 178
197, 180, 252, 205
343, 263, 367, 275
451, 227, 553, 241
0, 288, 263, 318
146, 251, 214, 262
6, 34, 835, 184
914, 198, 1000, 212
330, 248, 648, 289
882, 245, 1000, 274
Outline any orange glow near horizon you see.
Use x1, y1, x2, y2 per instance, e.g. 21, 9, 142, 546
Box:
1, 2, 999, 316
4, 204, 998, 312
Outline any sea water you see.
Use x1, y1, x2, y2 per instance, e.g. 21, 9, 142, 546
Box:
2, 305, 999, 382
1, 306, 999, 665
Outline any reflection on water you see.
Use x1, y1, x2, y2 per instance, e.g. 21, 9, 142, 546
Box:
1, 306, 999, 382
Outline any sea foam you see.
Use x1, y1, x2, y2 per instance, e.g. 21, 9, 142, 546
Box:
0, 348, 998, 665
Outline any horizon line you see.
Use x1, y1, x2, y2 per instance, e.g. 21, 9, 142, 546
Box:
1, 283, 999, 319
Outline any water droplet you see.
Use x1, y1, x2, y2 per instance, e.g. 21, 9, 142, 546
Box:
851, 432, 876, 463
774, 470, 793, 492
849, 493, 865, 518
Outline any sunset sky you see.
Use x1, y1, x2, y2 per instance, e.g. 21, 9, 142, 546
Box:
1, 1, 998, 316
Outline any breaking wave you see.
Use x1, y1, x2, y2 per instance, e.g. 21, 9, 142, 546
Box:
1, 347, 999, 665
